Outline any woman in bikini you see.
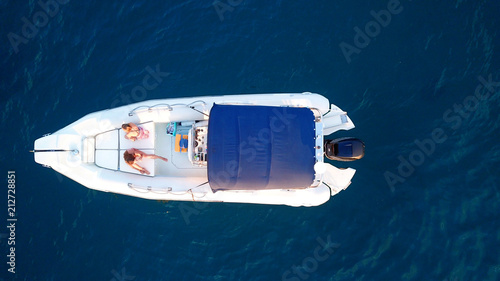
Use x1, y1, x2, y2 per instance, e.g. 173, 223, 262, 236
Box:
122, 123, 149, 141
123, 148, 168, 175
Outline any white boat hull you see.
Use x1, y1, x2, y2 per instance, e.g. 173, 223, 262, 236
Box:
34, 93, 357, 207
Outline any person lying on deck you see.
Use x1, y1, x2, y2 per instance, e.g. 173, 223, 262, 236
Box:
122, 123, 149, 141
123, 148, 168, 175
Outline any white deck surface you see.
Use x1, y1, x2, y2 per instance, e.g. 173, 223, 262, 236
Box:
153, 123, 206, 178
94, 122, 206, 178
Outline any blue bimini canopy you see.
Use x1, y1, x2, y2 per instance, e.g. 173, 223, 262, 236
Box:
207, 104, 316, 192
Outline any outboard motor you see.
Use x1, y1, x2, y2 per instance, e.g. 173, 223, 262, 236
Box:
324, 137, 365, 161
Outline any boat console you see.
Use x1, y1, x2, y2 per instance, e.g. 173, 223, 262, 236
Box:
188, 121, 208, 166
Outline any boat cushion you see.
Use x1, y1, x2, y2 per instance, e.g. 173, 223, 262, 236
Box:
175, 134, 188, 153
83, 137, 95, 163
207, 104, 316, 192
95, 150, 119, 170
95, 130, 119, 149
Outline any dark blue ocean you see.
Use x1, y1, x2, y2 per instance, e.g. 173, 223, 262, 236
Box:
1, 0, 500, 280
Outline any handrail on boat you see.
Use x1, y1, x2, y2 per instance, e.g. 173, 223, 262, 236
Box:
310, 107, 323, 123
127, 183, 209, 199
128, 100, 207, 116
128, 183, 173, 194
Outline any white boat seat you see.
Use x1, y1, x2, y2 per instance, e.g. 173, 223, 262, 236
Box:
94, 122, 156, 174
95, 130, 119, 149
322, 105, 355, 136
95, 150, 119, 170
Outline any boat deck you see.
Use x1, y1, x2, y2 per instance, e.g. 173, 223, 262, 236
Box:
93, 122, 207, 178
154, 123, 206, 178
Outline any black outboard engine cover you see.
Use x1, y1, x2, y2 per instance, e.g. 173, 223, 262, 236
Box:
324, 137, 365, 161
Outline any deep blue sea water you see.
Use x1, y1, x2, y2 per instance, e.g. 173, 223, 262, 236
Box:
1, 0, 500, 280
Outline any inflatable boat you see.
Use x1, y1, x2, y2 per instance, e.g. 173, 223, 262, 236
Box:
33, 93, 364, 207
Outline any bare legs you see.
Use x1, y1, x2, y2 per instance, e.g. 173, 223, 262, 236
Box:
124, 148, 168, 175
142, 154, 168, 162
